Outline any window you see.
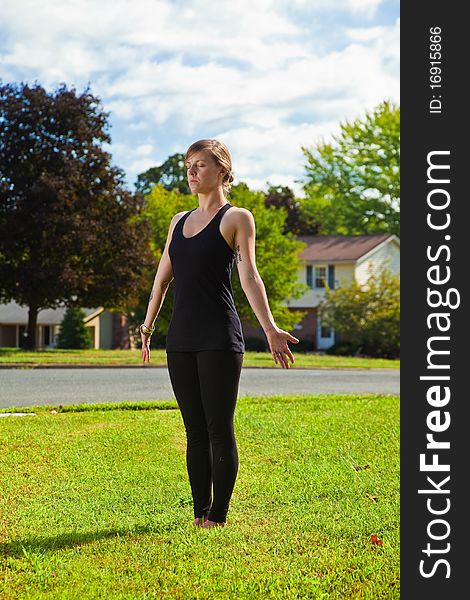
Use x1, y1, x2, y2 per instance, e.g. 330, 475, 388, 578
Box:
306, 265, 313, 288
307, 265, 329, 288
315, 266, 326, 288
320, 325, 332, 338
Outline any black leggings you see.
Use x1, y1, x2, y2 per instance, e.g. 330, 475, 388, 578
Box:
166, 350, 244, 523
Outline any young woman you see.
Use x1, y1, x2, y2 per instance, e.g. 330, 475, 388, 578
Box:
140, 139, 299, 528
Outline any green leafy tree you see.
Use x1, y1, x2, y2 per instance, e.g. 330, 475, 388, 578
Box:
134, 182, 309, 347
229, 183, 308, 329
0, 82, 154, 350
129, 185, 194, 346
135, 153, 190, 196
56, 307, 92, 349
300, 100, 400, 235
318, 266, 400, 358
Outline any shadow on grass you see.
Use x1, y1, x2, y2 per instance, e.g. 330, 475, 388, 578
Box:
0, 519, 187, 558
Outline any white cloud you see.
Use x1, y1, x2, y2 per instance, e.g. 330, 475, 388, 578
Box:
106, 100, 138, 120
0, 0, 399, 194
216, 120, 342, 196
346, 25, 386, 41
345, 0, 382, 17
289, 0, 383, 18
135, 144, 154, 156
128, 157, 160, 177
127, 121, 149, 131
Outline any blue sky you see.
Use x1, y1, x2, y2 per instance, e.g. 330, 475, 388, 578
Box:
1, 0, 399, 196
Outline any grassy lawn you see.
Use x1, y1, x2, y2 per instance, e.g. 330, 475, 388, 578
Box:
0, 348, 400, 369
0, 394, 399, 599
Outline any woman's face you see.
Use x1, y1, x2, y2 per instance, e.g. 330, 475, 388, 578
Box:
185, 149, 225, 194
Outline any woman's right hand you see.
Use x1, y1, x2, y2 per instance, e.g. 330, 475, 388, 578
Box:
141, 333, 151, 364
266, 326, 299, 369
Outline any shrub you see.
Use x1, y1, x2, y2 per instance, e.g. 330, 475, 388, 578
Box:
293, 338, 315, 352
319, 267, 400, 359
56, 307, 93, 349
326, 341, 362, 356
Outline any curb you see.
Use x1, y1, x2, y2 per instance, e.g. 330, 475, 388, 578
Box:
0, 363, 397, 371
0, 363, 165, 369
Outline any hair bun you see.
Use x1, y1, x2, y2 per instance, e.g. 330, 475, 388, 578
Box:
223, 171, 234, 192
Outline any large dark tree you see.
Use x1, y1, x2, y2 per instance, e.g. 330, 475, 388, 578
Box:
135, 153, 190, 195
263, 184, 321, 235
0, 82, 154, 349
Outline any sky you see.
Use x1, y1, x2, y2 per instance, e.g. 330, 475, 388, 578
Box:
0, 0, 399, 197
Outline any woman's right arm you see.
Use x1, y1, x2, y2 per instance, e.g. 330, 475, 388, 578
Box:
141, 212, 184, 363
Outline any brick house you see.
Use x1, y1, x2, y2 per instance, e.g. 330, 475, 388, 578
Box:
241, 233, 400, 351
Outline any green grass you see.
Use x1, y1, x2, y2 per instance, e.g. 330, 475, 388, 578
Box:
0, 347, 399, 369
0, 394, 399, 599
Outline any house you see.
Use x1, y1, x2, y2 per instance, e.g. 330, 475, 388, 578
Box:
241, 233, 400, 351
0, 300, 131, 350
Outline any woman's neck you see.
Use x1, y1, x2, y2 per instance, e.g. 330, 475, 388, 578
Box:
196, 190, 228, 213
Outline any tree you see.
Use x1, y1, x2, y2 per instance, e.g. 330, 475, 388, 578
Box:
56, 307, 92, 349
129, 184, 193, 347
0, 82, 155, 349
135, 182, 309, 347
318, 266, 400, 358
135, 153, 190, 195
229, 183, 309, 330
263, 184, 320, 235
300, 100, 400, 236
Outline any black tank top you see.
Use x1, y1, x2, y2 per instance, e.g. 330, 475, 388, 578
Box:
166, 202, 245, 353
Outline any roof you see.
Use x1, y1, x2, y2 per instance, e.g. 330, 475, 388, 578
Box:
0, 300, 103, 325
296, 234, 397, 262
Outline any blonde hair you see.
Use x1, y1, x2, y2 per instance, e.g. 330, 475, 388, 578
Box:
185, 139, 234, 194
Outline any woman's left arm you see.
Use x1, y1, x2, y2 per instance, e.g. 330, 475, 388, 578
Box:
233, 208, 299, 369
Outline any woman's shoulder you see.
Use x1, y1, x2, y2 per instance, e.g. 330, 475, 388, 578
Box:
225, 206, 256, 237
171, 208, 194, 222
227, 205, 253, 219
227, 205, 255, 224
165, 209, 194, 238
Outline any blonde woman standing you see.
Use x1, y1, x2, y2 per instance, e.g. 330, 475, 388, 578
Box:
140, 139, 299, 528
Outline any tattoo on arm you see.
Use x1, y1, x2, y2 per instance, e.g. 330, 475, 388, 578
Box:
149, 289, 154, 301
235, 244, 242, 263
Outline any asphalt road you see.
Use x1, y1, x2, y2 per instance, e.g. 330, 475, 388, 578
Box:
0, 366, 399, 408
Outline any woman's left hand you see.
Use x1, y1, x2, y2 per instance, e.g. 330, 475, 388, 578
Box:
141, 332, 152, 364
265, 326, 300, 369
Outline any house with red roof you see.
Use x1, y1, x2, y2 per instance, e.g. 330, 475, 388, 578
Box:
1, 233, 399, 351
241, 233, 400, 351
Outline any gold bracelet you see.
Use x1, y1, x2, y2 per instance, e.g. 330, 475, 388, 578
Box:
140, 324, 155, 336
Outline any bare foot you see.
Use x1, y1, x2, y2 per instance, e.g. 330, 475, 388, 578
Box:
202, 519, 226, 529
194, 514, 211, 527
